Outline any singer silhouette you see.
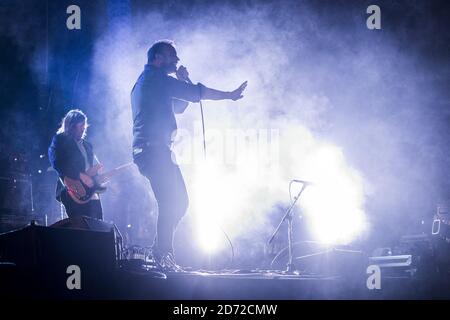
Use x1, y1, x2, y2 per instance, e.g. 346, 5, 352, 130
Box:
131, 39, 247, 271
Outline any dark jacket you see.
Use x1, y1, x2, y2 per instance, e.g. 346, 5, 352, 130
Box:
131, 64, 203, 148
48, 133, 94, 201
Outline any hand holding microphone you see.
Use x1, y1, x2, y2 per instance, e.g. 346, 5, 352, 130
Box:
176, 65, 191, 83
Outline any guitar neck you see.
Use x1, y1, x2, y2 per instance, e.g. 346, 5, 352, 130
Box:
96, 162, 133, 182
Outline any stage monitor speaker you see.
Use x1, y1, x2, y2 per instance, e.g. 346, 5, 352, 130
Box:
50, 216, 124, 263
50, 216, 115, 232
0, 222, 120, 279
0, 223, 120, 297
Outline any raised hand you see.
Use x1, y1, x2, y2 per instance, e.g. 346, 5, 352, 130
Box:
176, 65, 190, 83
229, 81, 248, 101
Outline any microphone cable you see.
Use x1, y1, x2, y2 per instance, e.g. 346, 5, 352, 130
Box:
199, 100, 207, 159
185, 76, 206, 159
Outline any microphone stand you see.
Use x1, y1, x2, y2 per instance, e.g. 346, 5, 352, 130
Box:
268, 182, 309, 274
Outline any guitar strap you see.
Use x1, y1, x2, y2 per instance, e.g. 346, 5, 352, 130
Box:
93, 153, 101, 166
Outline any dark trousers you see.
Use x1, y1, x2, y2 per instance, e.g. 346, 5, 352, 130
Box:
134, 145, 189, 255
60, 190, 103, 220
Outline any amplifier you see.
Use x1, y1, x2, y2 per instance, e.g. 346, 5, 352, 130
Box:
432, 208, 450, 243
0, 176, 33, 213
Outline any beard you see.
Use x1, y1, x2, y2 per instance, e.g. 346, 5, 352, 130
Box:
163, 62, 177, 74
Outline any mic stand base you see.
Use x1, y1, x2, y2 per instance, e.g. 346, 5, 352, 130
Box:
267, 182, 308, 276
284, 263, 300, 275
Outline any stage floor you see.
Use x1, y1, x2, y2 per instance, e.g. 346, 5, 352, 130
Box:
1, 264, 450, 300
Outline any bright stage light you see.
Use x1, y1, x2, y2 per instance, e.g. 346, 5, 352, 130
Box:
187, 155, 274, 254
184, 131, 367, 253
190, 161, 235, 253
297, 145, 367, 245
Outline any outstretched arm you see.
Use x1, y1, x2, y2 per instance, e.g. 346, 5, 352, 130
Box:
201, 81, 247, 101
169, 65, 248, 103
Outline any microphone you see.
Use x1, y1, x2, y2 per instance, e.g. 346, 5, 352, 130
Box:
292, 179, 315, 186
177, 65, 193, 84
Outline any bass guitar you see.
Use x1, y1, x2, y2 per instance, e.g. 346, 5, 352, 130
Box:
64, 162, 134, 204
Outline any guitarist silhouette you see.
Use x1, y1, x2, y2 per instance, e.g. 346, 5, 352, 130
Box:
48, 109, 104, 220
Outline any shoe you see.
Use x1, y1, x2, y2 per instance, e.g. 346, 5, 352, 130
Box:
157, 252, 184, 272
